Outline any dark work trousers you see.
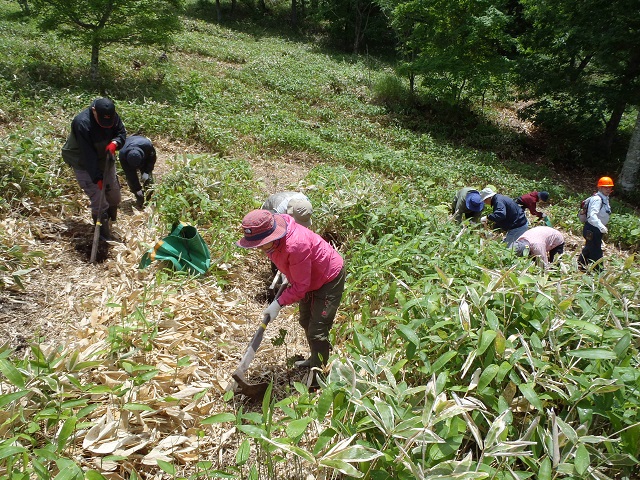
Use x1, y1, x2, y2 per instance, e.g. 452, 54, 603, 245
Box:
298, 266, 346, 369
579, 222, 603, 269
74, 166, 121, 218
548, 243, 564, 263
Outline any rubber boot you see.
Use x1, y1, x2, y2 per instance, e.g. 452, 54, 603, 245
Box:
294, 357, 311, 368
107, 205, 118, 222
135, 191, 145, 209
98, 213, 111, 241
307, 341, 330, 392
295, 326, 311, 367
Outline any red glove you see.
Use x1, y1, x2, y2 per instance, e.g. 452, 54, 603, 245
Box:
105, 142, 117, 155
97, 180, 103, 190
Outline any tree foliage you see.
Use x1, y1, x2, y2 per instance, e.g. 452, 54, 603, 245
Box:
382, 0, 515, 103
516, 0, 640, 158
31, 0, 184, 80
312, 0, 392, 53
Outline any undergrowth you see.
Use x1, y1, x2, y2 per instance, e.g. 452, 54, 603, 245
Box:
0, 0, 639, 478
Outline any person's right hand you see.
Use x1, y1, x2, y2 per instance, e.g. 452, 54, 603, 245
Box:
480, 216, 488, 224
141, 172, 150, 182
97, 180, 103, 190
600, 226, 608, 234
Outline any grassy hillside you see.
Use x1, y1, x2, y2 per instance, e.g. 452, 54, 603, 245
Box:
1, 0, 639, 479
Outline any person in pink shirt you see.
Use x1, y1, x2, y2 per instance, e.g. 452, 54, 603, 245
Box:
236, 209, 345, 389
513, 226, 565, 269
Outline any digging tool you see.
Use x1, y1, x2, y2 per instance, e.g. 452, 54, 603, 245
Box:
230, 279, 288, 398
90, 152, 114, 263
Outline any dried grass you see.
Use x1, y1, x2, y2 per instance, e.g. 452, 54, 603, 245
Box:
0, 149, 321, 477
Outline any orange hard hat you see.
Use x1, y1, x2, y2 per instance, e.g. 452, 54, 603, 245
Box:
597, 176, 614, 187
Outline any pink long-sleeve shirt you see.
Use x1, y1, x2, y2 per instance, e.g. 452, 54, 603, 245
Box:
268, 215, 344, 306
516, 226, 564, 267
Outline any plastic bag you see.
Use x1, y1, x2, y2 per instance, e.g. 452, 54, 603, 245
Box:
139, 223, 211, 276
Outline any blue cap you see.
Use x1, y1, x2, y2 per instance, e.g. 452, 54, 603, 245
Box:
539, 191, 549, 202
465, 191, 484, 212
128, 147, 144, 168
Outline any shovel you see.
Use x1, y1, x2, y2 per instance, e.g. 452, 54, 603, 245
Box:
90, 153, 114, 263
230, 280, 287, 398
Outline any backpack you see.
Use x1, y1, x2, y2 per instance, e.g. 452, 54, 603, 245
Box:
578, 194, 602, 223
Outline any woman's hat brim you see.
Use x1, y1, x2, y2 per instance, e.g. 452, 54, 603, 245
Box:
236, 214, 287, 249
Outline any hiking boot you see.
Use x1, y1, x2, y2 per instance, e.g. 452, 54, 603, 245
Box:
294, 357, 311, 368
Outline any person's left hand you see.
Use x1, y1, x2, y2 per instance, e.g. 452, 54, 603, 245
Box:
105, 142, 117, 155
481, 216, 488, 224
263, 299, 281, 322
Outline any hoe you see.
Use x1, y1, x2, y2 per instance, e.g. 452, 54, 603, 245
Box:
230, 280, 287, 399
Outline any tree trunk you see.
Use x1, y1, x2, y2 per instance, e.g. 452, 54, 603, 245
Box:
600, 99, 626, 158
600, 53, 640, 159
353, 0, 362, 54
216, 0, 222, 22
90, 42, 100, 82
291, 0, 297, 28
618, 111, 640, 194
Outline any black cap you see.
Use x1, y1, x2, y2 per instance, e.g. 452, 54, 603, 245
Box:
92, 98, 116, 128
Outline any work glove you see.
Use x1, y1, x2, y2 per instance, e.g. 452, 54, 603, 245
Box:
97, 179, 103, 190
141, 172, 150, 182
600, 226, 608, 234
263, 299, 281, 322
105, 141, 117, 156
480, 216, 488, 224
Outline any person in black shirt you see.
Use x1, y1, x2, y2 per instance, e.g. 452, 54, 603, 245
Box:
119, 136, 157, 208
61, 98, 126, 240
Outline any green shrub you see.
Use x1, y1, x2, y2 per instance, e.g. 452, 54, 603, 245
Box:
371, 72, 410, 110
151, 154, 256, 264
0, 131, 72, 214
609, 213, 640, 250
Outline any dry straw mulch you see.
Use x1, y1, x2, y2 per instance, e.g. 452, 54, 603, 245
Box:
0, 151, 321, 478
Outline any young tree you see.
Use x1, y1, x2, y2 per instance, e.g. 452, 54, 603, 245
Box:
31, 0, 184, 81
